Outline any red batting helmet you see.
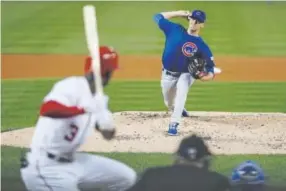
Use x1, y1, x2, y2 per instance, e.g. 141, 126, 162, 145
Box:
84, 46, 119, 86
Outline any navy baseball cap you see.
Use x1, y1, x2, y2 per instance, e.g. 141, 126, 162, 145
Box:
176, 134, 211, 161
188, 10, 206, 23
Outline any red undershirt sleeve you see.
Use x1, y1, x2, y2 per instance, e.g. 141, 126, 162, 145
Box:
40, 100, 85, 118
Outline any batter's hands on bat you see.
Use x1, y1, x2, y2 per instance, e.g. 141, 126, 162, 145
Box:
95, 109, 116, 140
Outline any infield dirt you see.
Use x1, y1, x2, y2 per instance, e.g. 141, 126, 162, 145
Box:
1, 55, 286, 154
2, 55, 286, 81
2, 111, 286, 154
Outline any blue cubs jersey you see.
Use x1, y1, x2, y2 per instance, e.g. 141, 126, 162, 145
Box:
154, 14, 215, 73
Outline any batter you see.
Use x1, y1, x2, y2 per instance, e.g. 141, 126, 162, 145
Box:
20, 46, 137, 191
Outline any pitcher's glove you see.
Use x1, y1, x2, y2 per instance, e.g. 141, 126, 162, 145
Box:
187, 58, 207, 79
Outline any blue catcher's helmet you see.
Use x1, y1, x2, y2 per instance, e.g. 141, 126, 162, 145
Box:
230, 160, 266, 191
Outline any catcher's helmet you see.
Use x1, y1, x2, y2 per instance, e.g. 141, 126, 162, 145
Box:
230, 160, 265, 191
84, 46, 118, 86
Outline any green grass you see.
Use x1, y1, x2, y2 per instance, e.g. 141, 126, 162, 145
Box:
2, 1, 286, 56
2, 1, 286, 189
2, 146, 286, 191
1, 79, 286, 189
2, 79, 286, 131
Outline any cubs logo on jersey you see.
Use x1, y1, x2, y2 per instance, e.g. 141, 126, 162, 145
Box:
182, 42, 198, 57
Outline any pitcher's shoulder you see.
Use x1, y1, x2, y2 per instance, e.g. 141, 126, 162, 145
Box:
176, 24, 188, 33
201, 38, 213, 51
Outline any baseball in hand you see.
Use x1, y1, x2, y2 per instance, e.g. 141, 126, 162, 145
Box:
214, 67, 222, 74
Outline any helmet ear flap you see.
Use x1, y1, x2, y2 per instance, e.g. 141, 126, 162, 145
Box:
231, 169, 240, 184
84, 57, 92, 74
84, 56, 105, 75
102, 71, 113, 86
257, 173, 265, 182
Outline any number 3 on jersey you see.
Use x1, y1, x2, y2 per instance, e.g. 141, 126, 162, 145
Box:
64, 124, 79, 142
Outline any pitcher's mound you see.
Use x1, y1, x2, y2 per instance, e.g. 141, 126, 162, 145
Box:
1, 111, 286, 154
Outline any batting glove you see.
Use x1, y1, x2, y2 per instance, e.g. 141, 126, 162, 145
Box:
96, 109, 116, 140
96, 109, 115, 131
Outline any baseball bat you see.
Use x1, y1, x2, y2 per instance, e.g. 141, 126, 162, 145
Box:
83, 5, 103, 95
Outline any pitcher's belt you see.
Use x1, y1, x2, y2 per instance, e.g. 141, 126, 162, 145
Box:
162, 69, 181, 78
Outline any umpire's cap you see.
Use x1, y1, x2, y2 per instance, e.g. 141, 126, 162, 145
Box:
176, 134, 212, 162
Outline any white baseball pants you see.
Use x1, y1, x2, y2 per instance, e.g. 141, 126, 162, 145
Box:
20, 151, 137, 191
161, 69, 195, 124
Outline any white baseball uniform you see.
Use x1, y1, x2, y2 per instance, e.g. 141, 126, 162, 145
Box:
20, 76, 137, 191
161, 71, 195, 123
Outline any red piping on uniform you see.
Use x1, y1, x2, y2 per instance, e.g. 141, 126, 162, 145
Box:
40, 100, 85, 118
